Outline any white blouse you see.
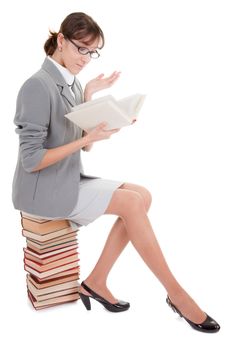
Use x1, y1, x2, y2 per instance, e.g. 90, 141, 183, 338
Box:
47, 56, 75, 98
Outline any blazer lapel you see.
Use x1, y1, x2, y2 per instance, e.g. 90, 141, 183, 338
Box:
60, 85, 76, 107
41, 57, 76, 107
72, 78, 84, 104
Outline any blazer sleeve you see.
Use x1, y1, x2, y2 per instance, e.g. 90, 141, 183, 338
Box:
14, 77, 50, 173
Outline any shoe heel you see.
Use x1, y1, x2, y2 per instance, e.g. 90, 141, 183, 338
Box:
79, 293, 91, 310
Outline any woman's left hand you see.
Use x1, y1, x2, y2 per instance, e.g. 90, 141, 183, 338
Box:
84, 71, 121, 101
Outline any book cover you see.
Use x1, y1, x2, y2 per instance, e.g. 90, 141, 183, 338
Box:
24, 248, 78, 265
21, 217, 71, 234
27, 274, 80, 293
21, 211, 49, 223
22, 226, 77, 242
24, 260, 80, 278
27, 278, 80, 301
24, 253, 79, 272
26, 238, 77, 252
26, 231, 77, 245
26, 241, 78, 254
27, 272, 79, 289
32, 267, 80, 282
27, 289, 79, 310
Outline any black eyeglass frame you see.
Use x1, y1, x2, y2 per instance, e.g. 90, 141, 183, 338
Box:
67, 38, 100, 59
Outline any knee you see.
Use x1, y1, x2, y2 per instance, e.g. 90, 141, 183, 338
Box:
120, 182, 152, 211
140, 186, 152, 211
122, 191, 146, 217
104, 188, 150, 219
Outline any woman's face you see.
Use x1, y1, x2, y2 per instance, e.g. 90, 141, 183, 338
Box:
55, 33, 100, 75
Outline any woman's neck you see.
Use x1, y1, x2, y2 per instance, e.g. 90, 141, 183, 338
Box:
51, 50, 65, 68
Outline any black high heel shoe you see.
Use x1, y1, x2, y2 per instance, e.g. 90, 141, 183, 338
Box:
166, 295, 220, 333
78, 281, 130, 312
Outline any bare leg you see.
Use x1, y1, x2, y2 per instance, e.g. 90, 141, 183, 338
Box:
82, 187, 206, 323
79, 183, 152, 303
107, 189, 207, 323
80, 217, 129, 302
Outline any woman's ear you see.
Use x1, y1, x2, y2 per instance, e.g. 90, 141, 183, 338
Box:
57, 32, 64, 51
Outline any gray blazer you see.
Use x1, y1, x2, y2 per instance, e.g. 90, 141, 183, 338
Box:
12, 57, 98, 218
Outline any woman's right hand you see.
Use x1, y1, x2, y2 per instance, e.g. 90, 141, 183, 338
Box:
84, 122, 120, 144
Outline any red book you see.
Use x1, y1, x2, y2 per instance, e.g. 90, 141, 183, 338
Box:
24, 248, 78, 265
24, 244, 78, 258
31, 267, 80, 282
24, 253, 79, 272
24, 260, 79, 279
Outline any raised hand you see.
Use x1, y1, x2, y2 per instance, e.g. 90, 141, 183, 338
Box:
84, 71, 121, 101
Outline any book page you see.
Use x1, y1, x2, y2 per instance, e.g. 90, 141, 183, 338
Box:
65, 93, 145, 130
65, 99, 132, 131
117, 94, 146, 119
71, 95, 116, 112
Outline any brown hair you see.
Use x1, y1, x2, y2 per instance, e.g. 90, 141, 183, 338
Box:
44, 12, 105, 56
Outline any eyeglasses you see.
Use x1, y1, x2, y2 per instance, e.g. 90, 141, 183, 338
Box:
68, 38, 100, 59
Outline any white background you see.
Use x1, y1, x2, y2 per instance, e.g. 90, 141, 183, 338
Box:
0, 0, 231, 348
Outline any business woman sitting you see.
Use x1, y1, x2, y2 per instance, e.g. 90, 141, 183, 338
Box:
12, 12, 220, 333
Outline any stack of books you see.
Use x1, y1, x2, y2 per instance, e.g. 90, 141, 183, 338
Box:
20, 212, 81, 310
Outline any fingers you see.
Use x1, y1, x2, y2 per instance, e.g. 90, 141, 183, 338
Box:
96, 122, 120, 134
100, 71, 121, 83
97, 122, 108, 129
96, 73, 105, 80
109, 71, 121, 78
109, 128, 120, 133
108, 71, 121, 82
105, 128, 120, 138
95, 71, 120, 81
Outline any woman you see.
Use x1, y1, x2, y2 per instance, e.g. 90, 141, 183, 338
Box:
12, 12, 220, 332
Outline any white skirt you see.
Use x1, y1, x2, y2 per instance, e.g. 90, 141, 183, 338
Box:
65, 177, 125, 227
22, 177, 125, 228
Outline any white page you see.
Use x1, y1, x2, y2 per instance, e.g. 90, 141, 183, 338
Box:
71, 95, 116, 112
65, 100, 132, 131
65, 93, 145, 130
117, 94, 146, 117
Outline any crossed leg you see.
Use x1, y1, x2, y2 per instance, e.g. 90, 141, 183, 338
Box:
79, 182, 206, 324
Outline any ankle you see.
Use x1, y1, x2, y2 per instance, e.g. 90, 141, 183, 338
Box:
167, 287, 186, 303
83, 277, 107, 289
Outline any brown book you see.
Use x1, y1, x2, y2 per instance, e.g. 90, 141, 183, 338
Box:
22, 226, 77, 242
26, 238, 77, 250
21, 211, 49, 223
27, 233, 77, 248
24, 253, 79, 272
27, 276, 80, 295
29, 287, 80, 302
28, 267, 80, 282
24, 248, 78, 265
26, 241, 78, 255
27, 273, 79, 289
24, 260, 79, 279
26, 239, 77, 253
21, 212, 80, 232
23, 244, 78, 258
27, 289, 79, 310
27, 231, 77, 245
21, 216, 71, 234
27, 279, 80, 301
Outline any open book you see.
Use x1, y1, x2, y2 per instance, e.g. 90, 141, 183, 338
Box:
64, 93, 146, 131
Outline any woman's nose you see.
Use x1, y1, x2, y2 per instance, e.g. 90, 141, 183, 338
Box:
81, 55, 91, 64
